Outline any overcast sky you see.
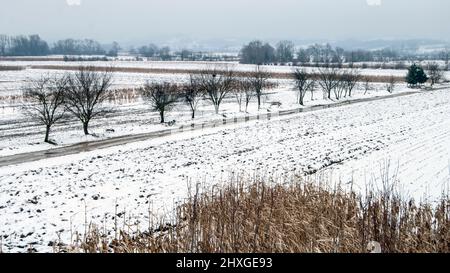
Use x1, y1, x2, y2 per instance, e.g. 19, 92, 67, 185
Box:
0, 0, 449, 43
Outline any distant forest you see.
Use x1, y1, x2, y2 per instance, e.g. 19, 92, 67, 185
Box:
240, 40, 450, 65
0, 34, 120, 57
1, 34, 449, 67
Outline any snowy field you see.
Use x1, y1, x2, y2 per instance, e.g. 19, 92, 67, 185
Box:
2, 60, 450, 80
0, 73, 410, 157
1, 62, 418, 158
1, 60, 449, 252
0, 68, 190, 97
1, 86, 450, 252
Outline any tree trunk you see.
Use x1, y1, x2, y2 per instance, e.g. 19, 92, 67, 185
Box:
191, 110, 195, 119
257, 94, 261, 110
44, 125, 51, 143
83, 121, 89, 135
214, 104, 219, 114
160, 110, 165, 123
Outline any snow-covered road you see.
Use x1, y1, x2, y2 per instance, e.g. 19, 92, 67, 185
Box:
1, 88, 450, 252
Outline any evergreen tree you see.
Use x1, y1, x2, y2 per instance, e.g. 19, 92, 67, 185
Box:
406, 64, 428, 88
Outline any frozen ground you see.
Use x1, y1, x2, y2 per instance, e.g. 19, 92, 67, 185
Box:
2, 60, 449, 80
0, 68, 190, 97
0, 76, 406, 157
0, 87, 449, 252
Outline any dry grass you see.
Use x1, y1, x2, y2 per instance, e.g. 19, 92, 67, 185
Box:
67, 176, 449, 253
0, 65, 25, 71
29, 65, 403, 83
0, 57, 62, 62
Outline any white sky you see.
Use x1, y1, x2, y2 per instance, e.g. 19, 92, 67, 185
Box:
0, 0, 449, 43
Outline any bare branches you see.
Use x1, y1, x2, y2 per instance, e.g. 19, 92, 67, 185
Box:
427, 62, 444, 86
386, 75, 396, 93
248, 65, 270, 110
231, 80, 245, 112
293, 69, 315, 106
183, 75, 204, 119
64, 66, 113, 135
342, 69, 362, 97
21, 67, 114, 140
333, 77, 347, 100
239, 78, 255, 113
362, 76, 373, 95
22, 74, 68, 143
276, 40, 295, 64
231, 78, 255, 112
317, 66, 341, 100
141, 82, 179, 123
196, 65, 235, 114
317, 67, 361, 100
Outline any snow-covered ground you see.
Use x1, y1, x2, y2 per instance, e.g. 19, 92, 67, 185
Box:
1, 86, 449, 252
0, 77, 410, 157
1, 60, 449, 252
2, 60, 449, 80
0, 68, 190, 97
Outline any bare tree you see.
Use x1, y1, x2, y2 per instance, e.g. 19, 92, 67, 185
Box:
232, 81, 245, 112
248, 65, 270, 110
241, 78, 255, 113
317, 66, 341, 100
427, 62, 444, 86
386, 75, 396, 93
183, 75, 204, 119
231, 78, 255, 112
342, 69, 361, 97
333, 76, 347, 100
141, 82, 179, 123
64, 66, 113, 135
293, 69, 315, 106
197, 65, 235, 114
276, 40, 295, 63
22, 75, 67, 143
362, 76, 373, 95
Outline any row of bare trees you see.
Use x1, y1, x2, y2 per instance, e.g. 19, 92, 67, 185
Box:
22, 67, 113, 143
22, 65, 369, 143
22, 66, 277, 143
294, 62, 447, 103
293, 67, 363, 105
140, 66, 274, 123
25, 64, 417, 143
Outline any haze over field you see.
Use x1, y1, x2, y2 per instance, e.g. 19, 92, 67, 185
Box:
0, 0, 449, 44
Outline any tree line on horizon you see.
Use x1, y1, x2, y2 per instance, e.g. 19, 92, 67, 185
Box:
239, 40, 450, 66
0, 34, 120, 57
0, 34, 236, 61
1, 34, 449, 68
